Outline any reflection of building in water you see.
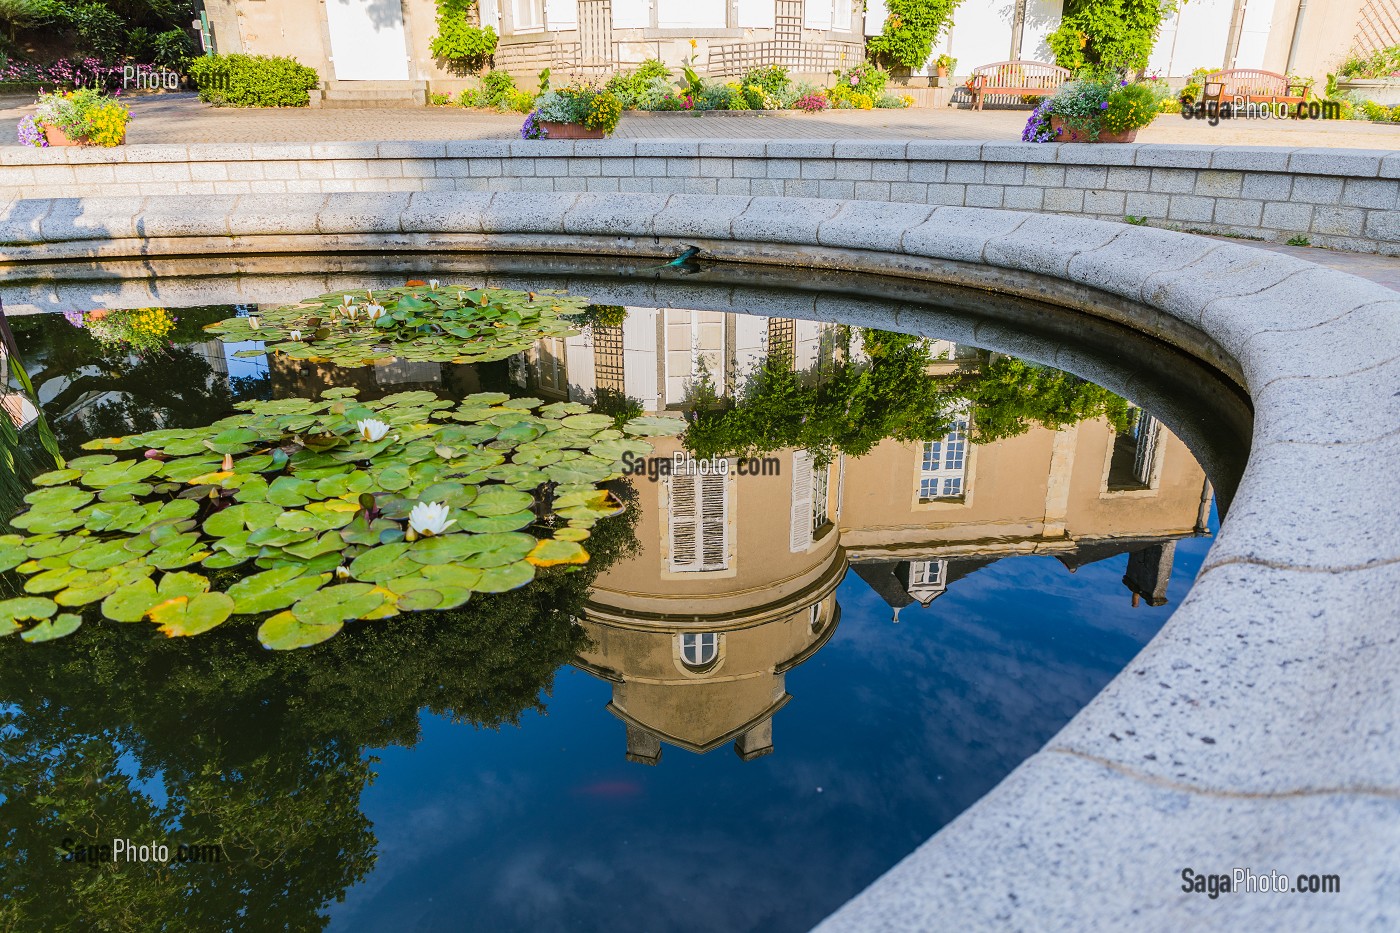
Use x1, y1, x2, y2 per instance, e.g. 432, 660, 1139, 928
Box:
521, 309, 1213, 763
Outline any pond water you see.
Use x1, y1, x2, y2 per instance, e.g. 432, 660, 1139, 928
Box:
0, 271, 1243, 931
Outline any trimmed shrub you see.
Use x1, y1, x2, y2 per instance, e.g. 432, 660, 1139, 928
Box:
188, 53, 320, 108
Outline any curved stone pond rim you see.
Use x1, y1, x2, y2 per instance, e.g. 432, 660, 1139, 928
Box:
1, 192, 1395, 930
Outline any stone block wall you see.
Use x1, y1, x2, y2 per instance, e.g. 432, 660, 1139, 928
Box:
2, 140, 1397, 254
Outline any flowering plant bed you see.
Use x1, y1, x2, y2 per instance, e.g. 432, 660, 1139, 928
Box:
1024, 78, 1160, 143
522, 85, 622, 139
67, 307, 176, 354
29, 88, 130, 147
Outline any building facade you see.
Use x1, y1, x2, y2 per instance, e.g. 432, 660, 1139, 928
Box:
202, 0, 1381, 99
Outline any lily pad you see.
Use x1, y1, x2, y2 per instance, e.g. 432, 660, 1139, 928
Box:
227, 568, 331, 614
151, 592, 235, 637
258, 612, 342, 650
20, 613, 83, 643
291, 583, 385, 626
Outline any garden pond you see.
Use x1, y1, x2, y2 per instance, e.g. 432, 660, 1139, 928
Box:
0, 266, 1246, 931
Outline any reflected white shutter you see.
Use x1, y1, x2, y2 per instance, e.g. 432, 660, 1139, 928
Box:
737, 0, 775, 28
669, 471, 729, 571
790, 450, 813, 552
699, 471, 728, 569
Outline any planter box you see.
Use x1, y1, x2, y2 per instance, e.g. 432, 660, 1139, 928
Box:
1049, 116, 1138, 143
1336, 78, 1400, 106
41, 124, 125, 147
539, 121, 605, 139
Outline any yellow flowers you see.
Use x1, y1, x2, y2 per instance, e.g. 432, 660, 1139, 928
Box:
81, 307, 175, 354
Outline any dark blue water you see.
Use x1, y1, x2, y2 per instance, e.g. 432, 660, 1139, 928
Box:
332, 523, 1213, 932
0, 299, 1225, 932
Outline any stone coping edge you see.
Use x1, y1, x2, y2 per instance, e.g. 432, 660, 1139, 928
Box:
3, 192, 1398, 931
3, 138, 1400, 178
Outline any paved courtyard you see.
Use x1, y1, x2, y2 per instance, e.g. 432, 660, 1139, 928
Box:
4, 92, 1400, 149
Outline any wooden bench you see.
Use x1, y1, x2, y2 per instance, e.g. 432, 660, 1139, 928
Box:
967, 60, 1070, 111
1202, 69, 1311, 106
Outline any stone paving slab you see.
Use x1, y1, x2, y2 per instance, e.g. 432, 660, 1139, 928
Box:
4, 93, 1400, 148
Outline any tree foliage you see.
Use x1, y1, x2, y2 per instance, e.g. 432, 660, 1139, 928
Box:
865, 0, 963, 71
1047, 0, 1178, 76
954, 355, 1133, 444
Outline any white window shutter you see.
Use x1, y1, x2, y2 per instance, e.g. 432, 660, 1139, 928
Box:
699, 470, 728, 570
669, 471, 729, 571
669, 473, 699, 571
790, 450, 813, 552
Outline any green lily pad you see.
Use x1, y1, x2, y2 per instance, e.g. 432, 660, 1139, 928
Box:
227, 568, 331, 614
527, 538, 590, 566
348, 543, 411, 583
0, 596, 58, 634
151, 592, 235, 637
258, 611, 342, 650
459, 511, 535, 533
475, 561, 536, 592
291, 583, 385, 626
470, 486, 535, 516
623, 416, 687, 436
20, 613, 83, 643
101, 579, 161, 622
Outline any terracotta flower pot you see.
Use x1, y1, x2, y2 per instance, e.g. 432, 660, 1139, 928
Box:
1049, 116, 1137, 143
41, 124, 126, 147
539, 121, 605, 140
42, 124, 81, 147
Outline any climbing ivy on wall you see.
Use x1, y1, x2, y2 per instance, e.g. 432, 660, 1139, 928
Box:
430, 0, 498, 74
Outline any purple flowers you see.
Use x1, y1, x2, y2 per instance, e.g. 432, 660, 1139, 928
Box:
1099, 101, 1109, 109
1022, 99, 1056, 143
520, 111, 547, 140
63, 310, 86, 327
17, 115, 47, 148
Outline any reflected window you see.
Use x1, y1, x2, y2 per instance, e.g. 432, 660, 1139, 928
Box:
679, 632, 720, 668
919, 417, 968, 501
1107, 407, 1163, 491
668, 470, 729, 571
790, 451, 831, 552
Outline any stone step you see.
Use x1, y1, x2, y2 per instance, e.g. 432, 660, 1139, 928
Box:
320, 80, 427, 108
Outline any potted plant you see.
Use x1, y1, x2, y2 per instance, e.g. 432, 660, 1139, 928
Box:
31, 88, 130, 147
1024, 78, 1157, 143
522, 85, 622, 140
935, 54, 956, 79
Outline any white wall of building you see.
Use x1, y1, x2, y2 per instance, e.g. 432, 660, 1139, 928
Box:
1150, 0, 1233, 75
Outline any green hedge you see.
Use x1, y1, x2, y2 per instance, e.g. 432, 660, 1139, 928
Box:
187, 54, 321, 108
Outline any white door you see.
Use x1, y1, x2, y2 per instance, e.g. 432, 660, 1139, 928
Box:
325, 0, 410, 81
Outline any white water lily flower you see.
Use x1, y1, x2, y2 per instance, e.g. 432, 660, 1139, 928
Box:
357, 418, 390, 442
247, 314, 261, 329
428, 279, 440, 289
408, 501, 455, 537
342, 295, 355, 306
343, 304, 360, 321
289, 329, 302, 341
365, 302, 386, 321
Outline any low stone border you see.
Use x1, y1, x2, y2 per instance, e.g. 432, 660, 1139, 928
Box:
3, 139, 1398, 255
2, 192, 1398, 929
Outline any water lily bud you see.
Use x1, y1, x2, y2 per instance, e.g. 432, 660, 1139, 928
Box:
247, 314, 260, 329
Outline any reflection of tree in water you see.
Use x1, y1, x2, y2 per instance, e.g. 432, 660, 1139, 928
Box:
0, 467, 638, 931
682, 328, 1132, 463
9, 310, 271, 458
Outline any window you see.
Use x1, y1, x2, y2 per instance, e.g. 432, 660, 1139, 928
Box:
513, 0, 544, 32
663, 309, 724, 408
904, 559, 948, 605
789, 451, 830, 552
919, 418, 968, 500
668, 470, 729, 571
1106, 407, 1163, 491
679, 632, 720, 668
